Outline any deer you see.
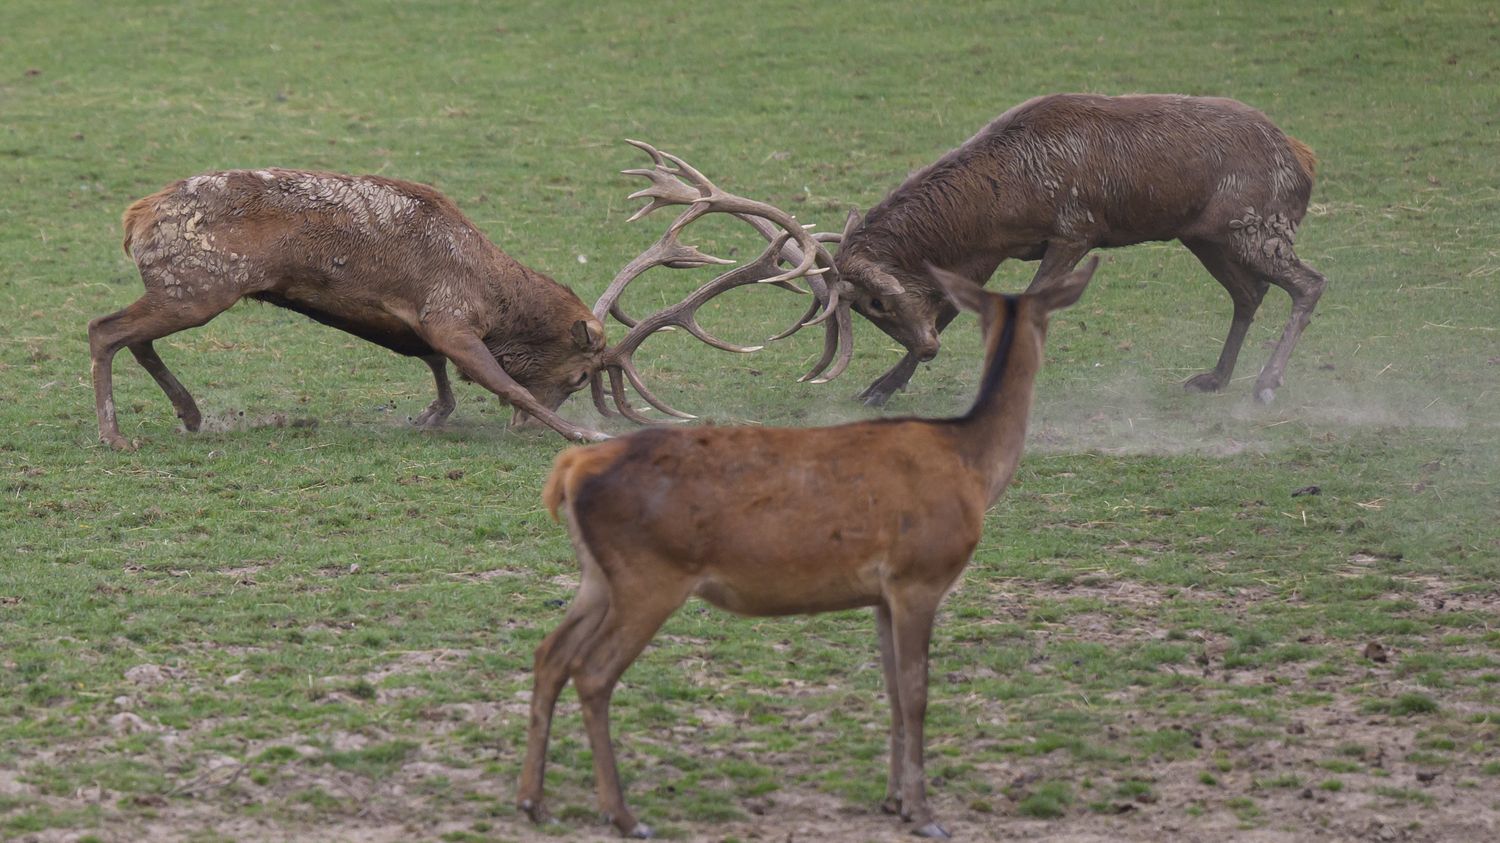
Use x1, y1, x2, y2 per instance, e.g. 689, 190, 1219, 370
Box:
518, 248, 1102, 839
692, 93, 1323, 408
88, 161, 829, 449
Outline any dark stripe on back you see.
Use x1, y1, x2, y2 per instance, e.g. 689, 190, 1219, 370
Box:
963, 295, 1019, 420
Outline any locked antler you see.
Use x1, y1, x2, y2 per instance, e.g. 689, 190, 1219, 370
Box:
591, 140, 855, 422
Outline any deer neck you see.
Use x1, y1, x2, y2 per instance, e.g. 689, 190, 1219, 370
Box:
953, 296, 1039, 505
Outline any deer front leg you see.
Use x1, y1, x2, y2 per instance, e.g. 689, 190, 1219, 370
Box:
411, 355, 456, 428
859, 353, 920, 408
875, 602, 907, 815
889, 596, 948, 839
858, 308, 961, 408
420, 326, 608, 443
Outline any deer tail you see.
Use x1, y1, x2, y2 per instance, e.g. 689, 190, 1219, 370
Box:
1287, 135, 1318, 183
120, 193, 163, 258
542, 441, 623, 522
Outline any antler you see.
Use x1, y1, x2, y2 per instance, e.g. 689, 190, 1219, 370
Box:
591, 141, 855, 422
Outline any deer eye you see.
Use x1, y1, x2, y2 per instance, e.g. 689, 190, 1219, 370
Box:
868, 297, 886, 314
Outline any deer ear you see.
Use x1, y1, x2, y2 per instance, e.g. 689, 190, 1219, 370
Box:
572, 319, 606, 352
926, 264, 986, 314
1031, 256, 1100, 314
866, 265, 906, 297
841, 207, 863, 242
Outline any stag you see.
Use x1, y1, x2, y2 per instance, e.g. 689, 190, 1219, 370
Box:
518, 256, 1101, 839
651, 94, 1322, 407
88, 162, 828, 448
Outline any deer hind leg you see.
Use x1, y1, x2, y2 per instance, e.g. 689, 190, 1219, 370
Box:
887, 592, 949, 839
1225, 218, 1328, 403
874, 602, 907, 815
1022, 240, 1092, 295
128, 342, 201, 432
1249, 256, 1325, 404
411, 355, 456, 428
568, 568, 690, 839
519, 560, 612, 824
88, 288, 238, 450
1181, 239, 1270, 394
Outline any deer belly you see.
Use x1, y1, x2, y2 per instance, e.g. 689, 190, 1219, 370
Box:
691, 562, 884, 617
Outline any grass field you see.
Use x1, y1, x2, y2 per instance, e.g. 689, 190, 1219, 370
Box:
3, 1, 1499, 841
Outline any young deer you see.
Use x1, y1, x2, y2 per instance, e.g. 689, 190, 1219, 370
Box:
519, 257, 1101, 839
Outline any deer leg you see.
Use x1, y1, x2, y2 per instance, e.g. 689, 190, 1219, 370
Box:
858, 353, 920, 408
1250, 256, 1326, 404
570, 580, 686, 839
888, 594, 947, 839
858, 308, 960, 408
519, 561, 612, 825
1182, 239, 1270, 393
1022, 241, 1092, 294
127, 341, 202, 432
88, 289, 237, 450
875, 602, 906, 815
411, 355, 456, 428
419, 326, 607, 442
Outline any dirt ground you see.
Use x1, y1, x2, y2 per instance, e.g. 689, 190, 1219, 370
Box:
8, 578, 1497, 843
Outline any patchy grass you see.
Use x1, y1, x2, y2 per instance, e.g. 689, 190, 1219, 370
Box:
2, 0, 1498, 841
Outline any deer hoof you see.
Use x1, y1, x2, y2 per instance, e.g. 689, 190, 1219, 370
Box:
518, 798, 549, 825
625, 822, 654, 839
102, 435, 137, 452
1182, 372, 1222, 393
1255, 386, 1277, 405
859, 388, 894, 408
912, 821, 951, 839
179, 411, 202, 432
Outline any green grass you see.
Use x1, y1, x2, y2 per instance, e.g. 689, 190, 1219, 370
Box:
2, 0, 1499, 839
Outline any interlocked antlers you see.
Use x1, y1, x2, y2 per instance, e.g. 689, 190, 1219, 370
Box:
590, 140, 855, 423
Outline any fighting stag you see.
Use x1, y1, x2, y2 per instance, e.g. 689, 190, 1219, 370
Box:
833, 93, 1328, 406
88, 158, 832, 448
519, 256, 1101, 838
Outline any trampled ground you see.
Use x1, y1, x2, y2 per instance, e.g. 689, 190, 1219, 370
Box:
2, 2, 1498, 841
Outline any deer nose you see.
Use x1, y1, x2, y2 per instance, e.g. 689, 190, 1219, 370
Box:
913, 332, 940, 363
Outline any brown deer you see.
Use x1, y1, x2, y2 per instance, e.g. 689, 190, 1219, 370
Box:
88, 163, 827, 448
714, 93, 1325, 407
518, 256, 1101, 839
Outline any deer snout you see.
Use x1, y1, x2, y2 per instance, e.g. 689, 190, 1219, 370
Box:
913, 330, 941, 363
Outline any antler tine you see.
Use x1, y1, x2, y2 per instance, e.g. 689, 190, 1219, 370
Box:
652, 148, 825, 286
593, 221, 735, 327
597, 234, 798, 421
798, 299, 855, 384
595, 139, 863, 424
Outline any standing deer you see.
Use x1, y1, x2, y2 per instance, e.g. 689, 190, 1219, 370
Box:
518, 254, 1101, 839
790, 93, 1328, 406
88, 164, 827, 448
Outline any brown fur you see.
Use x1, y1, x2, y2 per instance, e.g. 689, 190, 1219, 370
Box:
517, 261, 1099, 838
1288, 135, 1319, 180
89, 168, 610, 449
836, 92, 1328, 407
